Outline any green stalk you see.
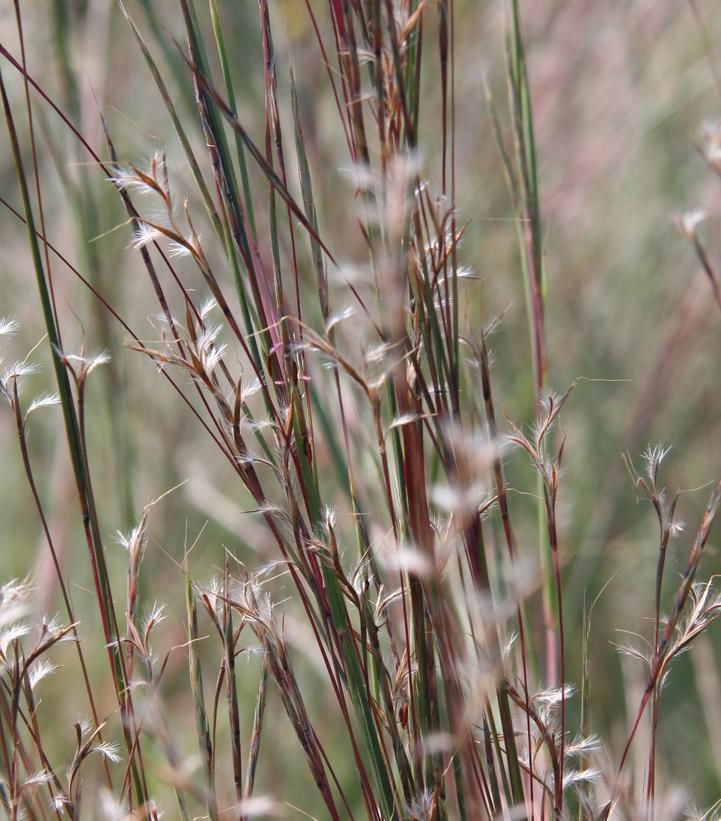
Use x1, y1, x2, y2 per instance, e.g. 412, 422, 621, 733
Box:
178, 0, 274, 375
498, 683, 525, 806
504, 0, 557, 683
322, 565, 398, 818
208, 0, 257, 240
292, 401, 397, 817
184, 570, 218, 821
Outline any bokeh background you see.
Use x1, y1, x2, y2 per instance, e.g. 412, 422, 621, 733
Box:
1, 0, 721, 815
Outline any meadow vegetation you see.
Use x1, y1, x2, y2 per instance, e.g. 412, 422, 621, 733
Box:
1, 1, 721, 818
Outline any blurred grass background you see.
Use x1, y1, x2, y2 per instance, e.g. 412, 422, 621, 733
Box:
2, 0, 721, 814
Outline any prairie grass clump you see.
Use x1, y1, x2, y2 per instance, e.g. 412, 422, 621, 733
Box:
1, 1, 721, 819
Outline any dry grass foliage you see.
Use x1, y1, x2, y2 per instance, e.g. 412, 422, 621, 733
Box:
1, 1, 721, 819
